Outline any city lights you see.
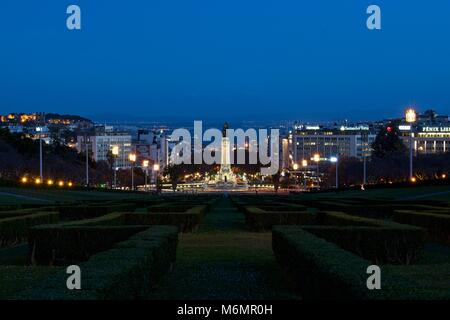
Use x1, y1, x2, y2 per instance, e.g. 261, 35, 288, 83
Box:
35, 178, 41, 185
129, 153, 136, 162
47, 179, 54, 185
411, 177, 417, 183
58, 181, 64, 187
112, 145, 119, 156
302, 159, 308, 167
405, 108, 417, 180
21, 177, 27, 183
405, 108, 417, 123
68, 182, 73, 187
293, 163, 299, 170
313, 154, 320, 162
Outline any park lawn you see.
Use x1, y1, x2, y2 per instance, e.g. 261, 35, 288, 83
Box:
290, 185, 450, 202
0, 187, 149, 204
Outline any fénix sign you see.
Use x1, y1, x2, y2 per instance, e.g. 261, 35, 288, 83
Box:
421, 126, 450, 132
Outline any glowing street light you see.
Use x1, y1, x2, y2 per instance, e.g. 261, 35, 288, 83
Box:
21, 177, 28, 183
47, 179, 54, 186
293, 163, 299, 171
68, 182, 73, 187
143, 160, 149, 191
302, 159, 308, 167
330, 156, 339, 189
112, 145, 119, 188
58, 181, 64, 187
129, 153, 136, 191
405, 108, 416, 181
153, 164, 160, 192
313, 153, 320, 188
35, 178, 41, 185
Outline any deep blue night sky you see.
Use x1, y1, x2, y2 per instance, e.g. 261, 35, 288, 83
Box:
1, 0, 449, 122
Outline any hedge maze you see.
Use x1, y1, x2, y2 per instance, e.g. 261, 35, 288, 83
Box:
1, 187, 449, 300
232, 193, 450, 299
0, 194, 217, 299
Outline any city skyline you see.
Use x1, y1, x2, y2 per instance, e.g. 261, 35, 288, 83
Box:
1, 1, 450, 121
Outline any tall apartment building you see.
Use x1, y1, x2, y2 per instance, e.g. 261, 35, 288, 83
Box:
77, 126, 132, 168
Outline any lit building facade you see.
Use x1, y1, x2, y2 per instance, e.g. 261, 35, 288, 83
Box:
398, 110, 450, 155
288, 124, 376, 167
77, 126, 132, 168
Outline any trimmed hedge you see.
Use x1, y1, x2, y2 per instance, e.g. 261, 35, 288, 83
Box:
0, 212, 59, 247
272, 226, 383, 299
393, 210, 450, 244
308, 211, 426, 264
58, 203, 137, 221
243, 206, 316, 231
302, 225, 424, 264
124, 205, 207, 232
17, 226, 178, 300
28, 224, 147, 265
0, 207, 57, 219
272, 226, 449, 300
0, 266, 61, 300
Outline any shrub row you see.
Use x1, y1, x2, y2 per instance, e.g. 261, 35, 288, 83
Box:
272, 226, 449, 299
0, 212, 59, 247
272, 226, 382, 299
0, 207, 57, 219
125, 205, 208, 232
243, 206, 315, 231
58, 203, 137, 220
393, 210, 450, 244
17, 226, 179, 300
28, 223, 147, 265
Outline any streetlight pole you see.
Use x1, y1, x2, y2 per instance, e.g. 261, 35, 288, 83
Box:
38, 112, 45, 181
112, 146, 119, 189
330, 156, 338, 189
405, 108, 417, 181
85, 134, 89, 187
153, 164, 160, 192
143, 160, 149, 192
313, 153, 320, 188
129, 153, 136, 191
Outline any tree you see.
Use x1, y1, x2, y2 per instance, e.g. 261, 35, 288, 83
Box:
164, 164, 183, 192
371, 124, 406, 158
272, 171, 281, 193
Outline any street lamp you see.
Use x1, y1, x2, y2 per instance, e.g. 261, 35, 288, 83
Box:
129, 153, 136, 190
313, 153, 320, 188
293, 163, 299, 171
405, 108, 417, 181
112, 145, 119, 189
153, 163, 160, 191
330, 156, 338, 189
143, 160, 149, 191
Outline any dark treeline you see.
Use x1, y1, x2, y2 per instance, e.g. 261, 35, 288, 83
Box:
0, 128, 110, 185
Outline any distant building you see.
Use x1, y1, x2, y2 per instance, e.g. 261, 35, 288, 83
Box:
398, 109, 450, 154
77, 126, 132, 168
137, 129, 169, 172
287, 123, 376, 167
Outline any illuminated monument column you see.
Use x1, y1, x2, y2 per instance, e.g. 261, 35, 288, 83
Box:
217, 122, 236, 184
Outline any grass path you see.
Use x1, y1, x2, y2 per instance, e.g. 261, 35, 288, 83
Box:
147, 196, 299, 300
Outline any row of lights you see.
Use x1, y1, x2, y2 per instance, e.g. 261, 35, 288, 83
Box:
21, 177, 73, 187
